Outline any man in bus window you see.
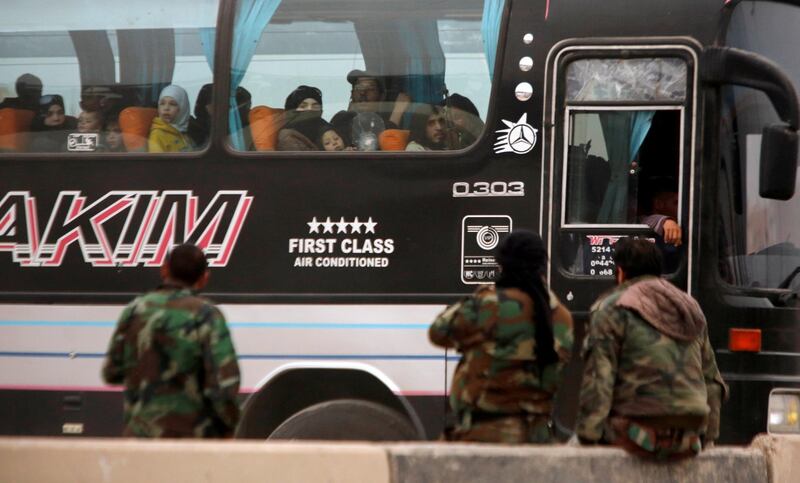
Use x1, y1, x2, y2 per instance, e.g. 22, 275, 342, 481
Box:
0, 73, 42, 111
575, 238, 728, 460
441, 93, 484, 149
641, 179, 682, 246
102, 244, 241, 438
346, 69, 411, 129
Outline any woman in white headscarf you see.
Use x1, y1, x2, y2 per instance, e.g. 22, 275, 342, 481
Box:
148, 85, 193, 152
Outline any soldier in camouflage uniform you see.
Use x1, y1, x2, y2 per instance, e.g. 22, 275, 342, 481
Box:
429, 231, 574, 444
102, 244, 241, 438
576, 238, 728, 460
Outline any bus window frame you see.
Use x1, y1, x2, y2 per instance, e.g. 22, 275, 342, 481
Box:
218, 0, 512, 160
560, 104, 687, 230
544, 41, 700, 286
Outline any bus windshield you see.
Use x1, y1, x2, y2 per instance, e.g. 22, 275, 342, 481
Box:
720, 1, 800, 296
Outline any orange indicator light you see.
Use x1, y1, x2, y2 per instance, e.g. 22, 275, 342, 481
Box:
729, 328, 762, 352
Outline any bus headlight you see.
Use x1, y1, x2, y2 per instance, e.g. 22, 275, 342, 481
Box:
768, 389, 800, 434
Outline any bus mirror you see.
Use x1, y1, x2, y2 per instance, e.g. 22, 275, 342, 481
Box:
703, 47, 800, 200
760, 123, 798, 200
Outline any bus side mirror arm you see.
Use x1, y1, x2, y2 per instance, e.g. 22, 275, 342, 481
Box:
702, 46, 799, 200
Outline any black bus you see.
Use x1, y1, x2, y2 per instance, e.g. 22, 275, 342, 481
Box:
0, 0, 798, 443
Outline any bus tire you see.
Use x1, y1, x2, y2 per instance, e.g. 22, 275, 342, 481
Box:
267, 398, 422, 441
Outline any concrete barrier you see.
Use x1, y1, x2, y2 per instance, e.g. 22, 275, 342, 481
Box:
0, 438, 390, 483
0, 437, 785, 483
752, 434, 800, 483
386, 443, 766, 483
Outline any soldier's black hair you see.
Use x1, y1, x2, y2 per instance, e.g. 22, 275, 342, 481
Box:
612, 237, 664, 279
495, 230, 559, 370
166, 244, 208, 285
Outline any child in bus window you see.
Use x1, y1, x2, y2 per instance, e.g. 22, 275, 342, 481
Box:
103, 119, 125, 152
30, 94, 76, 152
148, 85, 193, 153
318, 124, 353, 152
77, 110, 104, 134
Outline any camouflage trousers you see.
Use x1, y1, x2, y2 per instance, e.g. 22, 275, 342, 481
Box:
607, 416, 702, 461
447, 411, 555, 444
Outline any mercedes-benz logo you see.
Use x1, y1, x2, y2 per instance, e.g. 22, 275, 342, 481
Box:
493, 113, 538, 155
507, 124, 536, 154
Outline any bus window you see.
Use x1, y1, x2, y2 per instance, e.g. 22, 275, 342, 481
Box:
0, 1, 218, 154
558, 56, 689, 276
228, 0, 495, 153
718, 1, 800, 303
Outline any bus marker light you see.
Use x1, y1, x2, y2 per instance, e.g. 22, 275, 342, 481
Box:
729, 328, 761, 352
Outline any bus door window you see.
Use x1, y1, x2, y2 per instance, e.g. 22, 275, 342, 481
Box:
228, 0, 496, 153
558, 56, 690, 277
0, 1, 218, 154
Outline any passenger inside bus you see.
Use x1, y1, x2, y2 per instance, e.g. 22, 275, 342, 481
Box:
80, 86, 122, 121
318, 124, 352, 152
103, 119, 125, 153
0, 73, 42, 111
77, 110, 104, 135
441, 93, 484, 149
345, 70, 410, 130
29, 94, 75, 153
277, 85, 328, 151
188, 84, 214, 148
640, 178, 682, 247
148, 85, 193, 153
406, 104, 447, 151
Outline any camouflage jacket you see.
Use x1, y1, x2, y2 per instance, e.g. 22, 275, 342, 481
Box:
429, 285, 574, 416
576, 277, 728, 443
102, 284, 241, 438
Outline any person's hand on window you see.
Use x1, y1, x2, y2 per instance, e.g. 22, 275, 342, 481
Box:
663, 219, 682, 246
389, 92, 412, 126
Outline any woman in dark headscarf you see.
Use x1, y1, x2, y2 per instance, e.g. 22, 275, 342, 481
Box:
429, 230, 574, 444
30, 94, 77, 152
277, 85, 327, 151
188, 84, 253, 149
188, 84, 213, 147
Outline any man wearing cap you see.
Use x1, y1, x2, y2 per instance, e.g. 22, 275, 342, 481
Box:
346, 69, 410, 128
81, 85, 122, 118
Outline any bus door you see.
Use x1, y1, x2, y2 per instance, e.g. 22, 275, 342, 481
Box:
541, 40, 701, 430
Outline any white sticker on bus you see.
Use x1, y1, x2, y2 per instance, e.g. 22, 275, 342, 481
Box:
460, 215, 512, 284
289, 216, 395, 268
494, 113, 538, 154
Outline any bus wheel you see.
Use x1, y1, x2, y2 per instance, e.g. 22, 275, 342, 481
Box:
267, 398, 422, 441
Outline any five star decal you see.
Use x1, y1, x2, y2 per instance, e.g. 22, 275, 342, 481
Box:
307, 217, 377, 234
494, 113, 538, 155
